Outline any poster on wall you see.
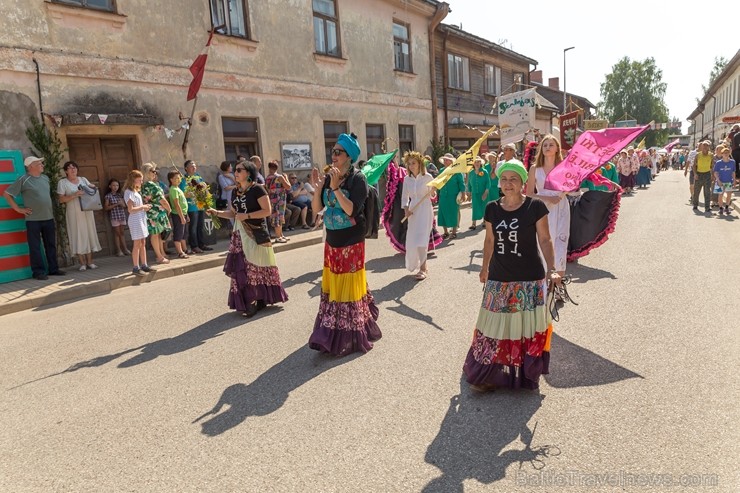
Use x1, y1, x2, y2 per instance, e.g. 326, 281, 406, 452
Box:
280, 143, 313, 170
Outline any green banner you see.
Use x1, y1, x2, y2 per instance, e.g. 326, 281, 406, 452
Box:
361, 149, 397, 186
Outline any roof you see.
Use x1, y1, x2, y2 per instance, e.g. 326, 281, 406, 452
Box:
688, 49, 740, 120
439, 23, 537, 66
531, 81, 597, 112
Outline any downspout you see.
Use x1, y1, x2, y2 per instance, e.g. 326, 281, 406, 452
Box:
711, 96, 717, 144
32, 56, 43, 122
428, 3, 448, 143
442, 29, 450, 144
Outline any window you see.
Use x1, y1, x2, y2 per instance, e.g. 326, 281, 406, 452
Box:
393, 21, 412, 72
323, 121, 348, 164
210, 0, 250, 38
447, 54, 470, 91
313, 0, 341, 57
222, 118, 260, 162
54, 0, 115, 11
366, 124, 385, 157
399, 125, 415, 153
485, 64, 502, 96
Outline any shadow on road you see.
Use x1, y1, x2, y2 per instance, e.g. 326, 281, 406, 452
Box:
544, 333, 643, 388
10, 313, 250, 389
567, 263, 617, 283
193, 346, 359, 436
423, 378, 558, 492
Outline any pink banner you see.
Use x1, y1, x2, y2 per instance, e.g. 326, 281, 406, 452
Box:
663, 138, 680, 153
544, 125, 649, 192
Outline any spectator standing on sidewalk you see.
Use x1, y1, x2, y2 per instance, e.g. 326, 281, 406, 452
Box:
57, 161, 101, 271
123, 170, 153, 276
167, 171, 189, 258
179, 160, 212, 253
692, 141, 714, 214
3, 156, 65, 280
714, 146, 736, 216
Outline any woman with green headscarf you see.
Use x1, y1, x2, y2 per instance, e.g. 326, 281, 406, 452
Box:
464, 160, 561, 393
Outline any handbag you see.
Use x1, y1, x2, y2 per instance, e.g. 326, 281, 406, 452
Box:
79, 182, 102, 211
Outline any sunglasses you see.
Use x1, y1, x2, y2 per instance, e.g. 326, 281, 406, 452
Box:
234, 167, 247, 173
331, 149, 346, 156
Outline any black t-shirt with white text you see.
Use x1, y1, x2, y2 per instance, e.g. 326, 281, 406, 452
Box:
485, 196, 549, 282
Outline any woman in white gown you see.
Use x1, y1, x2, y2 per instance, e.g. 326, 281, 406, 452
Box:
526, 134, 570, 276
402, 151, 434, 280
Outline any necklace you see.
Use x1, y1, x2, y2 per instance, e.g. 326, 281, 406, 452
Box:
236, 182, 253, 196
501, 195, 525, 211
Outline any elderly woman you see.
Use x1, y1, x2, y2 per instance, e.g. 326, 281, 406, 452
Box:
207, 162, 288, 318
466, 156, 491, 230
436, 153, 466, 239
141, 162, 172, 264
56, 161, 101, 271
307, 132, 381, 356
464, 160, 560, 392
265, 160, 291, 243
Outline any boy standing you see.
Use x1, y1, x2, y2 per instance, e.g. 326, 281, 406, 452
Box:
714, 147, 736, 216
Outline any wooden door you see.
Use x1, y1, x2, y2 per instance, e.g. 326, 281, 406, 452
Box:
67, 137, 136, 256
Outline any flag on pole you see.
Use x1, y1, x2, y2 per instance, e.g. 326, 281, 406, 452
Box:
544, 124, 650, 192
361, 149, 397, 186
428, 126, 497, 189
187, 31, 215, 101
663, 138, 680, 153
637, 137, 646, 150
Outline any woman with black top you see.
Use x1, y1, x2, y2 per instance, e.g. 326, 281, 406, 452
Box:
306, 133, 381, 356
463, 160, 561, 392
208, 162, 288, 318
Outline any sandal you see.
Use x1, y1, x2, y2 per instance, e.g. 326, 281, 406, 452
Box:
242, 302, 259, 318
450, 232, 457, 239
442, 232, 449, 239
178, 253, 190, 259
274, 237, 288, 243
156, 258, 170, 264
281, 236, 290, 241
469, 225, 476, 230
415, 272, 427, 281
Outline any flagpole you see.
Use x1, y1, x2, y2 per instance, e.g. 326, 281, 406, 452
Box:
181, 96, 198, 159
400, 190, 434, 223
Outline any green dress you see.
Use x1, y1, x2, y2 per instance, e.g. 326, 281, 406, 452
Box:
142, 181, 171, 235
437, 167, 466, 228
467, 168, 491, 221
483, 163, 500, 203
580, 161, 620, 191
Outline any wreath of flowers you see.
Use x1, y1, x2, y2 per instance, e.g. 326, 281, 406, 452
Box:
185, 178, 221, 229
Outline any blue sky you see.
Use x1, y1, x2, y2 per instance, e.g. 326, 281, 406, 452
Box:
443, 0, 736, 131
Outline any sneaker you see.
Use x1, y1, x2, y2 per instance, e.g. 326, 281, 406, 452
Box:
48, 270, 66, 276
132, 267, 145, 276
33, 273, 49, 280
200, 246, 213, 251
116, 252, 125, 257
725, 206, 730, 214
692, 206, 699, 211
719, 208, 724, 215
141, 265, 155, 273
87, 263, 98, 270
79, 265, 87, 271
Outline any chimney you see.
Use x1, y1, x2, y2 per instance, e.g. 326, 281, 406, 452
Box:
548, 77, 560, 90
531, 70, 543, 84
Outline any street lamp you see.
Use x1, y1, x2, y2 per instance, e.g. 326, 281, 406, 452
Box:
563, 46, 575, 113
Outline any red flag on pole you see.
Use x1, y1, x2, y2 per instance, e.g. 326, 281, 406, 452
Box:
187, 31, 214, 101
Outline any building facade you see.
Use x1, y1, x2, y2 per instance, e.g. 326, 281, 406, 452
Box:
688, 50, 740, 147
0, 0, 448, 255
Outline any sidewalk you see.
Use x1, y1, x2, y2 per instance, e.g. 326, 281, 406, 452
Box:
0, 227, 324, 317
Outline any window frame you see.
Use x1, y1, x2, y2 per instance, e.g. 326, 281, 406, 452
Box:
392, 20, 412, 73
398, 125, 415, 154
52, 0, 116, 12
209, 0, 251, 39
365, 124, 385, 158
313, 0, 342, 57
447, 53, 470, 91
484, 64, 502, 96
323, 120, 348, 164
222, 117, 261, 162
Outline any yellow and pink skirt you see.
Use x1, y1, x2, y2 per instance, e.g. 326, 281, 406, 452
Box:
309, 241, 381, 356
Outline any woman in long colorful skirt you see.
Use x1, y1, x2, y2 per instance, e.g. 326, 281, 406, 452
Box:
208, 161, 288, 318
307, 132, 381, 356
464, 160, 561, 392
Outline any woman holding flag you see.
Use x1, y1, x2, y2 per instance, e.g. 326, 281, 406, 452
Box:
464, 160, 560, 392
436, 153, 466, 239
466, 156, 491, 230
307, 133, 381, 356
401, 151, 435, 280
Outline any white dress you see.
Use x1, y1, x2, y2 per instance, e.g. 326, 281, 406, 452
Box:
401, 173, 434, 272
57, 177, 101, 256
535, 167, 570, 271
124, 189, 149, 240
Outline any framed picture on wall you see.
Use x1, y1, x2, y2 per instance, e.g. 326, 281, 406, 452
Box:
280, 142, 313, 170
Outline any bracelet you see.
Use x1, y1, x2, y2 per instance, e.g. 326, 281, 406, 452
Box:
331, 187, 340, 192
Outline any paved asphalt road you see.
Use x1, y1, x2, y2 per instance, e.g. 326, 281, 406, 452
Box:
1, 170, 738, 493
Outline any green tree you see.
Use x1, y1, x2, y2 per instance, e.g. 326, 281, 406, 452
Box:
599, 57, 670, 147
25, 117, 70, 265
701, 56, 729, 94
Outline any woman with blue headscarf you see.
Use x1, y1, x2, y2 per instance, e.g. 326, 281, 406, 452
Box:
306, 133, 381, 356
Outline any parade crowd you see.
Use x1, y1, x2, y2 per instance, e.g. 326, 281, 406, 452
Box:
4, 124, 738, 394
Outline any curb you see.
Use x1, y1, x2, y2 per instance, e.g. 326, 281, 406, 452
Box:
0, 233, 324, 317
